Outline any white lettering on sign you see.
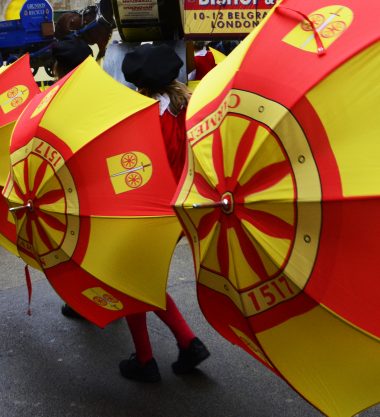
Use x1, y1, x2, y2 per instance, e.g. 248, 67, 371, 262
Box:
25, 9, 46, 15
26, 3, 45, 9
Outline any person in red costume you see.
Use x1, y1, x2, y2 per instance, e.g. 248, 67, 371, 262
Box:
120, 44, 210, 382
188, 41, 216, 81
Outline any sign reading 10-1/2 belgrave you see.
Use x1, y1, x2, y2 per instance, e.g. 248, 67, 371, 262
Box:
182, 0, 277, 38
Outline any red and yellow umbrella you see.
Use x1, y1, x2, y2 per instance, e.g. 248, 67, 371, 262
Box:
174, 1, 380, 416
3, 57, 181, 327
0, 55, 40, 255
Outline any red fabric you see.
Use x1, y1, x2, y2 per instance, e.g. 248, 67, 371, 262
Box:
160, 107, 187, 183
194, 51, 216, 80
126, 313, 153, 364
25, 265, 32, 316
155, 293, 195, 349
126, 293, 196, 362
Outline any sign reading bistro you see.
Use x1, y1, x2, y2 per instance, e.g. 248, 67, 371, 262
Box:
182, 0, 277, 38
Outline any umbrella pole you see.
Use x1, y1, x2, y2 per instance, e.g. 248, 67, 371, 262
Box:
9, 201, 33, 212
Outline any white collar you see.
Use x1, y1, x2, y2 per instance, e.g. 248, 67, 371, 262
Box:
195, 47, 208, 57
153, 93, 171, 115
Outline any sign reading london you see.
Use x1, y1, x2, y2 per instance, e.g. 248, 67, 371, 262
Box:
182, 0, 277, 37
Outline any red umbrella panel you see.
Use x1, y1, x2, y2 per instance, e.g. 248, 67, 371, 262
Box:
3, 58, 182, 327
175, 1, 380, 416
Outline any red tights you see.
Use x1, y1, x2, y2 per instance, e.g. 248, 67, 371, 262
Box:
126, 293, 195, 364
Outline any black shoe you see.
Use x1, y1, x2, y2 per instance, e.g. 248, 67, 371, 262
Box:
61, 304, 83, 319
119, 354, 161, 383
172, 337, 210, 374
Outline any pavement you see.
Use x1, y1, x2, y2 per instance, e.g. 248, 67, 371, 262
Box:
1, 243, 379, 417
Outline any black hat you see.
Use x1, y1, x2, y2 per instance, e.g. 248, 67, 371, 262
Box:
122, 44, 183, 89
52, 38, 93, 72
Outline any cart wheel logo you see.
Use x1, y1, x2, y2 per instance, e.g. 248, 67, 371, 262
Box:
102, 293, 119, 304
7, 87, 19, 98
11, 97, 23, 108
93, 296, 108, 307
8, 138, 79, 269
125, 172, 142, 188
320, 21, 347, 38
107, 151, 153, 194
121, 152, 138, 169
282, 5, 354, 53
301, 13, 324, 31
82, 287, 124, 311
182, 89, 322, 320
0, 85, 30, 114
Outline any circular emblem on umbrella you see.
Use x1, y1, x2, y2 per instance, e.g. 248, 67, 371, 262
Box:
8, 138, 79, 268
107, 151, 153, 194
282, 5, 354, 53
180, 89, 322, 317
82, 287, 124, 311
31, 86, 60, 118
0, 85, 30, 114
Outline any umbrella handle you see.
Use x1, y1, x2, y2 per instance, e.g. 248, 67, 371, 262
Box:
9, 201, 33, 212
193, 197, 233, 214
277, 6, 326, 56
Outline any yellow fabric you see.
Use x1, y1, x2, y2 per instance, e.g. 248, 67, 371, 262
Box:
187, 80, 200, 93
0, 122, 14, 186
40, 58, 157, 154
0, 233, 17, 256
4, 0, 23, 19
80, 216, 181, 308
209, 47, 226, 64
307, 41, 380, 198
258, 306, 380, 417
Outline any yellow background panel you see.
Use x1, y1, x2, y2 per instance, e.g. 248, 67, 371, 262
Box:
81, 216, 181, 308
258, 306, 380, 417
307, 41, 380, 198
0, 234, 17, 256
0, 122, 14, 186
40, 58, 156, 154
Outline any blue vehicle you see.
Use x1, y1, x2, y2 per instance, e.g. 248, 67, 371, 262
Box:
0, 0, 55, 74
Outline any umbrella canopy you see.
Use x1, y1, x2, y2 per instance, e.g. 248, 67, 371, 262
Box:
3, 57, 182, 327
174, 1, 380, 416
0, 55, 40, 255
